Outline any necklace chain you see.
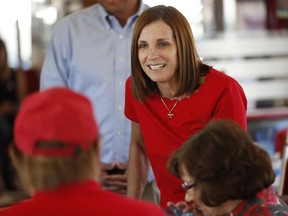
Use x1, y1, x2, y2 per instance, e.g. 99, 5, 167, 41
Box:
160, 98, 179, 119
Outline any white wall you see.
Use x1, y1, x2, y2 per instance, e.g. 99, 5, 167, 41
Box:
0, 0, 32, 69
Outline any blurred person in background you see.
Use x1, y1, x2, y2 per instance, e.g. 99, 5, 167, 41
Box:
0, 87, 165, 216
167, 119, 288, 216
0, 38, 22, 192
40, 0, 158, 201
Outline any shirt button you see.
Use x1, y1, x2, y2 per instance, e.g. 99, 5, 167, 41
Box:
118, 106, 122, 111
119, 34, 123, 39
119, 57, 123, 62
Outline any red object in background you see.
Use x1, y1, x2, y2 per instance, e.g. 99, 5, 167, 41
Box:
24, 69, 39, 94
275, 128, 288, 196
266, 0, 288, 29
275, 128, 288, 157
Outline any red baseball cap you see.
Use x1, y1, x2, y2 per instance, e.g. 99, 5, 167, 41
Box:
14, 87, 98, 157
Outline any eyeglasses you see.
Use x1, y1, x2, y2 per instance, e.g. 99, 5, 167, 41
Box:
181, 181, 197, 191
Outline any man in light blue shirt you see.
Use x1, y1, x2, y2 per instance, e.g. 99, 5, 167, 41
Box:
40, 0, 157, 200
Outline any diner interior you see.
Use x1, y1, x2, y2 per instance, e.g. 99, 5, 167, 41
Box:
0, 0, 288, 208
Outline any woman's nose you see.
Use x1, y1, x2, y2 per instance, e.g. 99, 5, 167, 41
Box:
147, 47, 158, 60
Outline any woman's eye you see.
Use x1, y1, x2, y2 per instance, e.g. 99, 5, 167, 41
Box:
159, 41, 168, 47
138, 43, 147, 49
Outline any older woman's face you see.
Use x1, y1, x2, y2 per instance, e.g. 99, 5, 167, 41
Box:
137, 19, 178, 86
181, 165, 221, 216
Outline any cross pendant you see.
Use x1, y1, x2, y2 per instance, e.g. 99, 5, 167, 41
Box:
168, 113, 174, 118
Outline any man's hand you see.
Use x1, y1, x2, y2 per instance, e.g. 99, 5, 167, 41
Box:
101, 162, 128, 195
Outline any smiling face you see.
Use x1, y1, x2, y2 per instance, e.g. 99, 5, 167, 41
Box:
137, 19, 178, 89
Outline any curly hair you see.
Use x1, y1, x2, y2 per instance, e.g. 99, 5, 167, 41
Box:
167, 119, 275, 207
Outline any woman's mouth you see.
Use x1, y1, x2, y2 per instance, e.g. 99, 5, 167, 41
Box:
148, 64, 166, 70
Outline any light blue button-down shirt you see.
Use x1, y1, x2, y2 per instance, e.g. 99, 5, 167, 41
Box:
40, 3, 149, 165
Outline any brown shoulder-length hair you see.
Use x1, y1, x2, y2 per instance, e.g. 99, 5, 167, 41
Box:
167, 119, 275, 207
9, 140, 100, 192
131, 5, 211, 102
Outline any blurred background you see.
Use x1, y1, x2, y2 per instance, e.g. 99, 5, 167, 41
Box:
0, 0, 288, 204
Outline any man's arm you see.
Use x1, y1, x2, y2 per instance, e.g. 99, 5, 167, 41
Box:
40, 19, 70, 89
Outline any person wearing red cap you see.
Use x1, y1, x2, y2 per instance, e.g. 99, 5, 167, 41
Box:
0, 87, 165, 216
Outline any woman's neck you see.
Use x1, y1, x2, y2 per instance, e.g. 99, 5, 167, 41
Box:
157, 82, 178, 99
